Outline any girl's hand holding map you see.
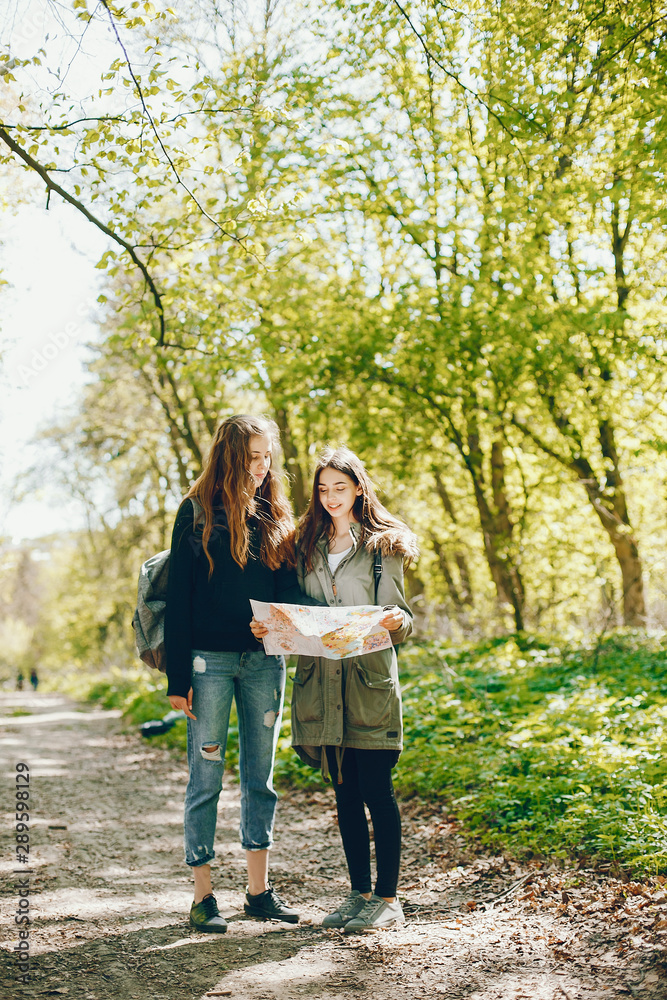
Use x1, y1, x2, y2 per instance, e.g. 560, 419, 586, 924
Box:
250, 616, 269, 639
379, 605, 403, 632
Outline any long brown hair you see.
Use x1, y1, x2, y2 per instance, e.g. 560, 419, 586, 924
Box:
186, 415, 295, 574
297, 447, 419, 572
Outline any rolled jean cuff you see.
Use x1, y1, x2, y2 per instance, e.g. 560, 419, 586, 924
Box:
243, 840, 272, 852
186, 852, 215, 867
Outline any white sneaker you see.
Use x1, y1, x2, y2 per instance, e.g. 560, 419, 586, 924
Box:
322, 890, 366, 928
343, 894, 405, 933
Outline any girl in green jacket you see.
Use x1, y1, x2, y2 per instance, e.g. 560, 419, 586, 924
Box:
292, 447, 418, 933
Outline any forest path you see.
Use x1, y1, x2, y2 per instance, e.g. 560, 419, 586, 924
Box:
1, 690, 666, 1000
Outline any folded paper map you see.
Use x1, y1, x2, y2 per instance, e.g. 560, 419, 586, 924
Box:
249, 601, 392, 659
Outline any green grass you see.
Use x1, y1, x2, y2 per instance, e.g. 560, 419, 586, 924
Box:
82, 633, 667, 875
396, 632, 667, 875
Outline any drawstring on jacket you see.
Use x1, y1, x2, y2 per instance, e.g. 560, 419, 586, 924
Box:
320, 745, 346, 784
335, 745, 345, 784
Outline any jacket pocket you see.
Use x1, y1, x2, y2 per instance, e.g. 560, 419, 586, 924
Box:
345, 662, 394, 730
292, 660, 323, 723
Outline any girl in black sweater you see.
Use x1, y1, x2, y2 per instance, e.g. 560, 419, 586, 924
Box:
165, 414, 306, 932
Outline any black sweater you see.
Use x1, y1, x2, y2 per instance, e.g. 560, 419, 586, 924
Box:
164, 498, 308, 697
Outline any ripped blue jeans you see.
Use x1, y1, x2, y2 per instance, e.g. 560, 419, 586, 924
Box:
184, 649, 285, 866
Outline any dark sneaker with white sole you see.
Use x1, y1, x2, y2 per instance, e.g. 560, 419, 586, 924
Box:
189, 893, 228, 933
322, 890, 367, 928
244, 885, 299, 923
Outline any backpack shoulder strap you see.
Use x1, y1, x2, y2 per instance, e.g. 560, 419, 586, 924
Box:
373, 548, 383, 605
189, 495, 203, 529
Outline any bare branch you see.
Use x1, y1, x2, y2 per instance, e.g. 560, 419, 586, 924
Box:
571, 13, 667, 94
100, 0, 243, 249
391, 0, 545, 155
1, 115, 134, 131
0, 124, 167, 346
0, 107, 249, 131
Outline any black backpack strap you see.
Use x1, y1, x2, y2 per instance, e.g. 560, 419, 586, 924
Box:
373, 548, 383, 605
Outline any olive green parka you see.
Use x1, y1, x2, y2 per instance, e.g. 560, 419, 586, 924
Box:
291, 522, 412, 770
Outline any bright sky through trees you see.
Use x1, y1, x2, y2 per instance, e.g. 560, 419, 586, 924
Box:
0, 196, 106, 541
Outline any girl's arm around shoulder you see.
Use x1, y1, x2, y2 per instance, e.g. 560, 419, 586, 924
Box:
377, 551, 413, 645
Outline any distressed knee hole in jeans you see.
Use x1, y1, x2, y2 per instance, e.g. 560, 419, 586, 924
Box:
200, 742, 222, 762
263, 710, 277, 728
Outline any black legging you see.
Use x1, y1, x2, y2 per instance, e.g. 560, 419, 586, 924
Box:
325, 746, 401, 899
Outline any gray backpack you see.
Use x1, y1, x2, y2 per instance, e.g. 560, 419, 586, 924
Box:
132, 498, 202, 672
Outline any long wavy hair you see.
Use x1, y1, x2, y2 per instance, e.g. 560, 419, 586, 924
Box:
297, 447, 419, 572
186, 415, 295, 575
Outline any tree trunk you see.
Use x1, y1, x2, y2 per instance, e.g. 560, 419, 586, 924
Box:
542, 391, 644, 625
136, 365, 195, 492
607, 192, 644, 622
431, 465, 474, 606
429, 532, 463, 609
514, 403, 645, 626
273, 406, 308, 515
609, 531, 644, 626
576, 448, 645, 626
463, 424, 525, 631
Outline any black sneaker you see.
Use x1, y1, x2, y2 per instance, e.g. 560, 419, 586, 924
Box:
190, 893, 228, 933
244, 884, 299, 923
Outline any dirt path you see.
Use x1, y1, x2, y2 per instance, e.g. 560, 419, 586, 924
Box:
1, 690, 667, 1000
